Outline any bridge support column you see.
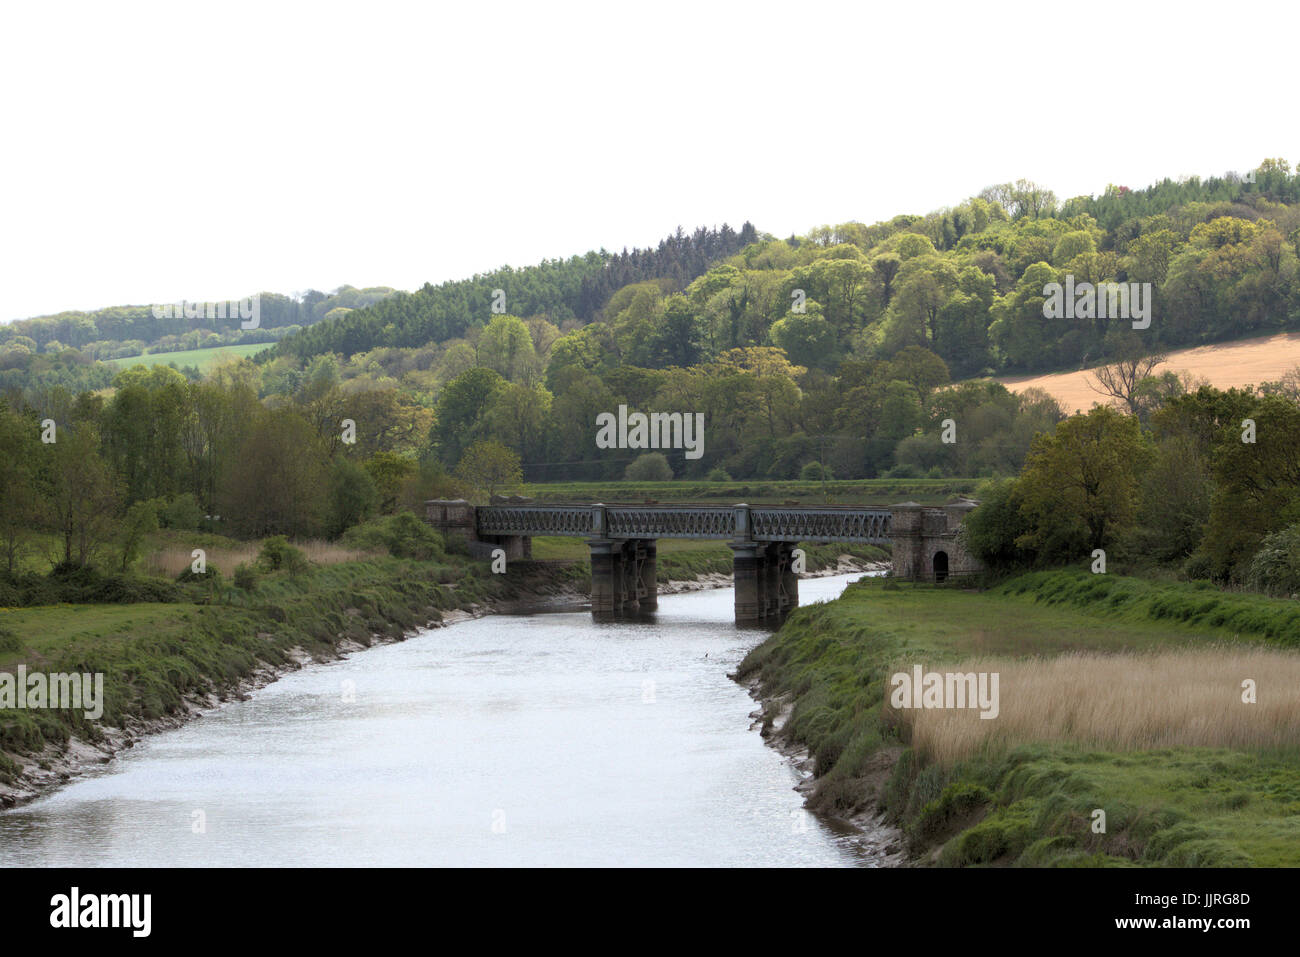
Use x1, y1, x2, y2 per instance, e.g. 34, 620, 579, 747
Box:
587, 538, 657, 619
588, 539, 622, 618
774, 543, 798, 617
638, 540, 658, 610
729, 542, 763, 624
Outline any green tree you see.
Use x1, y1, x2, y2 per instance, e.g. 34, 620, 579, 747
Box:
0, 405, 41, 573
625, 452, 673, 482
118, 499, 160, 571
327, 458, 380, 537
429, 367, 506, 467
454, 440, 523, 500
477, 315, 538, 383
1015, 405, 1152, 559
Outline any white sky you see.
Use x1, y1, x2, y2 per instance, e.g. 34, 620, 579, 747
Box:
1, 0, 1296, 323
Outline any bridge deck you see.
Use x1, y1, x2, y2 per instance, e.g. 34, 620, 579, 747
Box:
476, 503, 892, 544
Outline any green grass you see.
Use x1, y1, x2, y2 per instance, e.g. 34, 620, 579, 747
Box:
525, 478, 979, 505
107, 342, 272, 372
921, 745, 1300, 867
738, 573, 1300, 866
995, 570, 1300, 647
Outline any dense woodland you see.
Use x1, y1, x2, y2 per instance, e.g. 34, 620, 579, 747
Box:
3, 164, 1300, 592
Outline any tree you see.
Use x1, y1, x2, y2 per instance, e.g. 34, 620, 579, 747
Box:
1200, 393, 1300, 577
220, 409, 327, 539
477, 315, 538, 383
454, 440, 522, 500
625, 453, 673, 482
429, 367, 506, 467
44, 425, 121, 567
326, 458, 379, 537
118, 499, 159, 571
769, 303, 837, 370
648, 294, 706, 368
1015, 405, 1152, 559
1089, 341, 1167, 415
365, 451, 416, 514
0, 404, 40, 573
962, 478, 1032, 567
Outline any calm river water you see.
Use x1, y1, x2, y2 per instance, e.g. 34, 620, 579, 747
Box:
0, 573, 879, 867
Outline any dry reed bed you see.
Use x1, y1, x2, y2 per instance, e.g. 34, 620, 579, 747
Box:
892, 646, 1300, 763
143, 541, 382, 577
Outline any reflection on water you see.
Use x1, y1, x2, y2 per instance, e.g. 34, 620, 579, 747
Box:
0, 574, 885, 867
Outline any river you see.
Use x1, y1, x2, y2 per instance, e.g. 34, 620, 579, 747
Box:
0, 572, 882, 867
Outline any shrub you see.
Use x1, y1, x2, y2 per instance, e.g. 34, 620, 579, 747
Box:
176, 564, 221, 584
883, 463, 921, 479
962, 477, 1032, 568
340, 513, 446, 561
158, 493, 205, 531
257, 536, 309, 574
0, 627, 20, 653
1247, 524, 1300, 597
799, 461, 834, 482
624, 452, 673, 482
232, 563, 259, 590
707, 467, 732, 482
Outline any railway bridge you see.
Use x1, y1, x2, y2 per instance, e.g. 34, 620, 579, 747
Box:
424, 499, 980, 623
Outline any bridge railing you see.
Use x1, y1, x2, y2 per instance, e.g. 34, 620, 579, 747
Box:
750, 506, 891, 543
474, 503, 891, 544
476, 505, 595, 537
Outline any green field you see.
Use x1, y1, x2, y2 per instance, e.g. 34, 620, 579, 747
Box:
739, 572, 1300, 866
107, 342, 273, 372
525, 478, 979, 506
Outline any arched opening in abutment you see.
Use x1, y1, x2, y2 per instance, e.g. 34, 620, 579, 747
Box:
933, 550, 949, 583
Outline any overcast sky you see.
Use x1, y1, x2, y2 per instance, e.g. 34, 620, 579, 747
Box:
2, 0, 1295, 323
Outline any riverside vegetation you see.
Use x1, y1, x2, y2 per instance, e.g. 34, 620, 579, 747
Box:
739, 572, 1300, 867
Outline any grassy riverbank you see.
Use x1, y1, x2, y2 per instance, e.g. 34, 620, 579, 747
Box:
0, 552, 587, 800
737, 571, 1300, 866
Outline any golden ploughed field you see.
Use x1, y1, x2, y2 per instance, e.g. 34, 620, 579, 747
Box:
998, 331, 1300, 412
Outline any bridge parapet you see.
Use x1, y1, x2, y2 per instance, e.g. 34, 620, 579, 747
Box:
470, 502, 892, 544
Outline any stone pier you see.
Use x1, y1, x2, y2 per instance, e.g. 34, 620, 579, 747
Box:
728, 506, 798, 624
587, 537, 657, 618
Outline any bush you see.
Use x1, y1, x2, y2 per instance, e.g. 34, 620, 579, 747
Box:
624, 452, 673, 482
800, 461, 834, 482
1247, 524, 1300, 597
233, 563, 259, 590
159, 493, 205, 531
883, 463, 921, 479
707, 467, 732, 482
340, 513, 446, 561
257, 536, 309, 574
962, 477, 1032, 568
176, 564, 221, 584
1183, 552, 1217, 582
